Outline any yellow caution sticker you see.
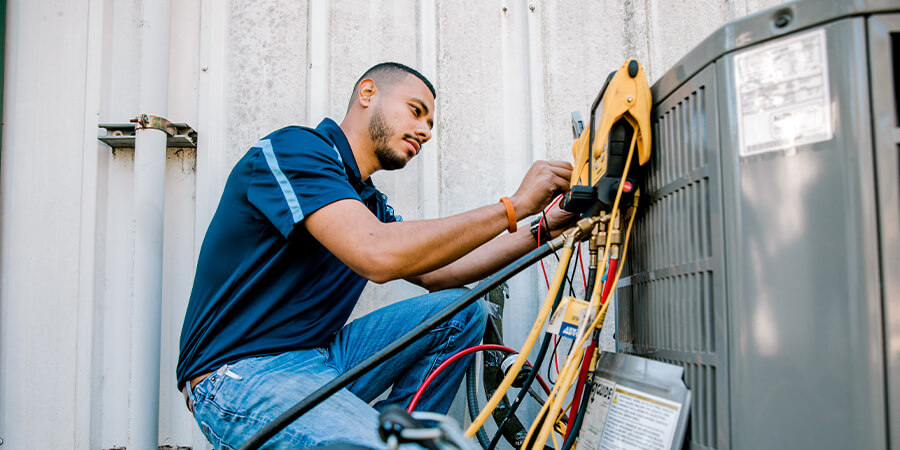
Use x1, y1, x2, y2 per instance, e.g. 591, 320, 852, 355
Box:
547, 296, 589, 340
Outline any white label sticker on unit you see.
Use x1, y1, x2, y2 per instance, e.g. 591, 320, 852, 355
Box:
578, 377, 617, 448
578, 377, 682, 450
734, 28, 832, 156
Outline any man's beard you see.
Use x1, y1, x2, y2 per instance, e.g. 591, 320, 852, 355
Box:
368, 109, 409, 171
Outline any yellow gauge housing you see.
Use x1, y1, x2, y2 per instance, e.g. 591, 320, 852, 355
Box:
570, 59, 652, 189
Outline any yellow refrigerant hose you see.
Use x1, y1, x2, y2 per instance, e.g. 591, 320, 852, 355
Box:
464, 235, 576, 437
546, 203, 637, 448
526, 204, 636, 449
529, 179, 636, 450
526, 132, 639, 448
467, 59, 651, 447
464, 215, 598, 438
465, 133, 639, 445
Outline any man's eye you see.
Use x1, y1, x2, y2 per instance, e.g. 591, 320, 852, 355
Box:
411, 105, 421, 116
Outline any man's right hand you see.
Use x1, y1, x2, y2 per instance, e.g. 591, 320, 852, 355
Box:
509, 160, 573, 218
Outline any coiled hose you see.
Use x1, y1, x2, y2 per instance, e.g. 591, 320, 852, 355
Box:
466, 359, 491, 449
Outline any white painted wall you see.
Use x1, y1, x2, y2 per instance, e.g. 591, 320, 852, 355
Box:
0, 0, 784, 448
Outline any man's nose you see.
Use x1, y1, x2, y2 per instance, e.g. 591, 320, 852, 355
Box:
416, 125, 431, 144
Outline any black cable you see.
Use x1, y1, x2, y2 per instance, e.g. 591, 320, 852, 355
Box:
486, 331, 555, 450
537, 212, 579, 390
522, 402, 552, 449
467, 348, 554, 449
555, 231, 583, 298
540, 211, 577, 293
466, 358, 491, 449
488, 235, 586, 449
549, 243, 586, 387
560, 380, 593, 450
479, 301, 534, 447
521, 374, 588, 450
238, 242, 558, 450
546, 336, 562, 385
567, 243, 580, 297
585, 266, 597, 300
560, 331, 600, 449
487, 278, 569, 449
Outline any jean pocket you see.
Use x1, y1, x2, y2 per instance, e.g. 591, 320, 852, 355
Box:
195, 364, 241, 404
200, 363, 253, 418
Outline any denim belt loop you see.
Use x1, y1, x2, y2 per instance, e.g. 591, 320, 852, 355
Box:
184, 383, 196, 412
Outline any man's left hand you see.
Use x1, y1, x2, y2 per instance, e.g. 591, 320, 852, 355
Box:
540, 199, 577, 239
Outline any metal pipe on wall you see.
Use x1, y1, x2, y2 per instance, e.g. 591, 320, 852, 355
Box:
306, 0, 330, 125
416, 0, 440, 220
130, 0, 171, 448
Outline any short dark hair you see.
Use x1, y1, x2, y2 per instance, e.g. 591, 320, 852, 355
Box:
349, 62, 436, 107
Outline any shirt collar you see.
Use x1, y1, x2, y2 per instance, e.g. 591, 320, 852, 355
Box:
312, 118, 401, 222
315, 118, 362, 182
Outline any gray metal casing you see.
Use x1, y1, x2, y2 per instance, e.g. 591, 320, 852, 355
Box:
615, 1, 900, 449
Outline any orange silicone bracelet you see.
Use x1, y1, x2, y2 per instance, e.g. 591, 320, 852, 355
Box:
499, 197, 517, 233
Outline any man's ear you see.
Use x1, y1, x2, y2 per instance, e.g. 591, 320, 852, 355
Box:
356, 78, 377, 108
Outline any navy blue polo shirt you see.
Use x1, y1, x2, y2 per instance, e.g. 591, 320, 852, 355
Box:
177, 118, 400, 389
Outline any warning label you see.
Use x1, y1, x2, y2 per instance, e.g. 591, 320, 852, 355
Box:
734, 28, 832, 156
579, 378, 617, 448
547, 296, 590, 340
578, 378, 682, 450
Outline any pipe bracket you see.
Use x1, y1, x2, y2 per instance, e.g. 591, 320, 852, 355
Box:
131, 114, 177, 136
98, 117, 197, 149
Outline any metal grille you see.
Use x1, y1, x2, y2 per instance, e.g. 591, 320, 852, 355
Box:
616, 64, 727, 449
658, 358, 717, 449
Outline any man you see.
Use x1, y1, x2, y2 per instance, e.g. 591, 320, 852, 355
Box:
178, 62, 573, 448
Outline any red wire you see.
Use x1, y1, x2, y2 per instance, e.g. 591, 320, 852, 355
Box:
577, 244, 588, 291
540, 257, 550, 287
534, 368, 552, 395
600, 258, 618, 305
538, 195, 565, 289
565, 339, 598, 440
538, 194, 572, 378
562, 259, 619, 437
407, 344, 551, 413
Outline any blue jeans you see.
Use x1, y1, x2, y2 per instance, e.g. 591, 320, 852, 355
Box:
186, 288, 486, 449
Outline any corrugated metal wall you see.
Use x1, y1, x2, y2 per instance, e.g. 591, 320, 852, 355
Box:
0, 0, 783, 448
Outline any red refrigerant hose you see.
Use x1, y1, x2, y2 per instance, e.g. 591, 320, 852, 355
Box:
600, 258, 618, 305
407, 344, 551, 413
564, 339, 597, 440
564, 257, 617, 439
